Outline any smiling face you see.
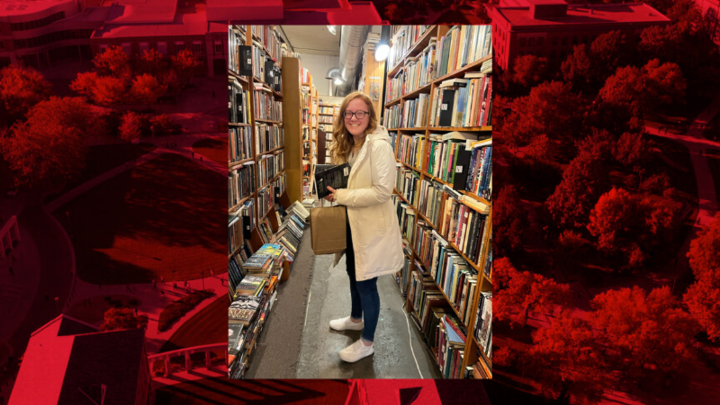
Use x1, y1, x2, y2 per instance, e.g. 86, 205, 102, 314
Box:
344, 98, 370, 138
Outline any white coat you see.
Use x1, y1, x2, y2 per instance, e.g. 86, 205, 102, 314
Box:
332, 125, 404, 281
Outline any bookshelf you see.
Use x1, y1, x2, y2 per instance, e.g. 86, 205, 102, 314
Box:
299, 70, 319, 198
228, 25, 292, 378
384, 25, 493, 379
318, 103, 338, 164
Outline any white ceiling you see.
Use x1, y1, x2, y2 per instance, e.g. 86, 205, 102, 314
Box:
279, 26, 340, 56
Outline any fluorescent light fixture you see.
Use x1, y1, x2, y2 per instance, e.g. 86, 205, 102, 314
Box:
374, 44, 389, 62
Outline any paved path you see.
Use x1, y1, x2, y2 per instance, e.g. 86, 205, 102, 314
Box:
645, 94, 720, 276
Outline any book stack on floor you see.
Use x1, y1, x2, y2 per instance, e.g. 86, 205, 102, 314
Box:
227, 201, 309, 378
384, 25, 493, 379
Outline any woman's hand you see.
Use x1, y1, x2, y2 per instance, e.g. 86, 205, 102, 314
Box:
324, 186, 338, 203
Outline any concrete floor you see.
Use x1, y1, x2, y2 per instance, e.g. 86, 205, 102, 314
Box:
296, 253, 443, 379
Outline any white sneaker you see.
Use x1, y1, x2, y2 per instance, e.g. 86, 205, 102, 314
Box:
329, 316, 364, 331
339, 339, 374, 362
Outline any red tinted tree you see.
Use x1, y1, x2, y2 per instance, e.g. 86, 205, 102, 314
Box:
92, 45, 132, 84
575, 128, 615, 164
493, 257, 570, 327
172, 49, 201, 88
687, 213, 720, 280
684, 213, 720, 341
493, 186, 529, 257
119, 111, 143, 141
529, 311, 609, 403
592, 286, 697, 379
512, 54, 548, 89
589, 31, 632, 84
614, 131, 651, 168
0, 65, 52, 123
138, 48, 164, 76
599, 65, 646, 117
502, 81, 585, 149
545, 149, 608, 230
101, 308, 149, 331
70, 71, 99, 99
1, 120, 86, 192
642, 59, 686, 112
92, 76, 126, 107
131, 74, 167, 105
587, 187, 638, 254
24, 96, 100, 138
561, 44, 592, 91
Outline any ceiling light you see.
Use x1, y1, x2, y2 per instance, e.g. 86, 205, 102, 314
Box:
374, 44, 389, 62
334, 77, 344, 85
327, 25, 337, 35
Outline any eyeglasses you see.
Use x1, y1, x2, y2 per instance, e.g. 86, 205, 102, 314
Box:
343, 110, 369, 119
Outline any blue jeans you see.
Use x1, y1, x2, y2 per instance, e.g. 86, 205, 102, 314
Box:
346, 216, 380, 343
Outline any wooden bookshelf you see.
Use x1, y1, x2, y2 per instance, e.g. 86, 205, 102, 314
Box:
383, 24, 493, 380
282, 56, 304, 203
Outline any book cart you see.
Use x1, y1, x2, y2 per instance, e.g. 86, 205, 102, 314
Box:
384, 25, 493, 379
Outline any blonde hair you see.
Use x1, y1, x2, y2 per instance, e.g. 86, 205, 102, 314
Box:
329, 91, 378, 164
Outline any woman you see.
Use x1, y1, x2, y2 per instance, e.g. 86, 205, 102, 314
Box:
324, 91, 404, 363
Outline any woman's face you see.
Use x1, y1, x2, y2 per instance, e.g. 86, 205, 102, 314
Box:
344, 98, 370, 138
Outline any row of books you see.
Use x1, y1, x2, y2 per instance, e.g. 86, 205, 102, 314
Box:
301, 67, 312, 85
387, 25, 431, 69
229, 125, 252, 163
394, 182, 491, 269
251, 43, 282, 93
253, 86, 283, 122
473, 347, 492, 379
386, 40, 436, 103
396, 166, 421, 207
437, 314, 468, 379
254, 123, 284, 156
474, 291, 492, 359
251, 25, 284, 64
394, 196, 418, 244
428, 72, 492, 128
413, 221, 479, 326
396, 134, 424, 170
302, 109, 315, 126
228, 27, 246, 75
258, 152, 284, 187
384, 104, 404, 129
229, 79, 250, 124
434, 25, 492, 80
229, 161, 255, 210
402, 95, 431, 129
319, 106, 336, 114
318, 115, 334, 124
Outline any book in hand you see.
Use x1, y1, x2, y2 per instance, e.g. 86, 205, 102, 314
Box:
315, 163, 350, 198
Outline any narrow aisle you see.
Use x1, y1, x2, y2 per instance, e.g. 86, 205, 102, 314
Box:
297, 253, 443, 378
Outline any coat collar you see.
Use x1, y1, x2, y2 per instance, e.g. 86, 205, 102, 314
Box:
348, 126, 390, 183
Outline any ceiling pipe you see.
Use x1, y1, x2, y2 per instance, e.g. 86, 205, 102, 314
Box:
337, 25, 370, 97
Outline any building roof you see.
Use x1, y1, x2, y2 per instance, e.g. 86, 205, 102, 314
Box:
494, 2, 670, 28
92, 8, 209, 39
100, 0, 177, 24
9, 315, 146, 405
0, 0, 75, 18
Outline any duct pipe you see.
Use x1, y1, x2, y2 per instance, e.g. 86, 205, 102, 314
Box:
337, 25, 371, 97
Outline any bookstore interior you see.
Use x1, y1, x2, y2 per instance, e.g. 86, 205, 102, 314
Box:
228, 25, 492, 379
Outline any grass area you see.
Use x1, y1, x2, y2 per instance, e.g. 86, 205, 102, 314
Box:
54, 153, 226, 285
66, 294, 139, 327
45, 142, 157, 203
706, 149, 720, 206
160, 296, 227, 352
155, 379, 350, 405
158, 290, 215, 333
192, 138, 227, 166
